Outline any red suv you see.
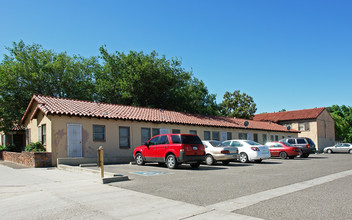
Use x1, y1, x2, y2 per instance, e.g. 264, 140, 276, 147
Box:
133, 134, 205, 169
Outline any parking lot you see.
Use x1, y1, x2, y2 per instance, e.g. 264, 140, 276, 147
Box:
100, 153, 352, 219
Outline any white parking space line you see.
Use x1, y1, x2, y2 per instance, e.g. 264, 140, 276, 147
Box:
207, 169, 352, 212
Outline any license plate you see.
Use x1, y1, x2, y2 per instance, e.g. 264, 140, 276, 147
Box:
193, 147, 198, 150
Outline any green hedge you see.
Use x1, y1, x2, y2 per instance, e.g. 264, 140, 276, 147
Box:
25, 142, 46, 152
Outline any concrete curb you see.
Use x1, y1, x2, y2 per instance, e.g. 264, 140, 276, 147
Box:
57, 164, 129, 184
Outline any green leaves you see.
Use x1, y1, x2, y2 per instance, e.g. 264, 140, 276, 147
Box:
327, 105, 352, 142
219, 90, 257, 119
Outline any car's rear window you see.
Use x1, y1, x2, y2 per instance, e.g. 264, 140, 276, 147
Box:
180, 135, 202, 144
306, 138, 315, 146
209, 141, 225, 147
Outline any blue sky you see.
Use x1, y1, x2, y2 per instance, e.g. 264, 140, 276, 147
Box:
1, 0, 351, 113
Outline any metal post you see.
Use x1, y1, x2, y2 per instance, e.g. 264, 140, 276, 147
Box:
98, 146, 104, 178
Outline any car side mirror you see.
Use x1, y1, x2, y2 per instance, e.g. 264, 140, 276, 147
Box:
145, 142, 150, 147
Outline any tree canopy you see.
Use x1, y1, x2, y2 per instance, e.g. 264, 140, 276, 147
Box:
0, 41, 224, 131
219, 90, 257, 119
0, 41, 98, 132
327, 105, 352, 142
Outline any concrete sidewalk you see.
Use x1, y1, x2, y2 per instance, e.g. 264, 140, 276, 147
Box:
0, 162, 260, 220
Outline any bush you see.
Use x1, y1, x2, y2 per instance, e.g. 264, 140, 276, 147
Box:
0, 145, 6, 150
25, 142, 46, 152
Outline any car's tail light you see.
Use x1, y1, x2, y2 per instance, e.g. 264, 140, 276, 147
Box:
251, 147, 260, 151
306, 145, 310, 148
221, 150, 230, 154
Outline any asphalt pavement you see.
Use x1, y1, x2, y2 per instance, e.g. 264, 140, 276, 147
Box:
1, 153, 352, 219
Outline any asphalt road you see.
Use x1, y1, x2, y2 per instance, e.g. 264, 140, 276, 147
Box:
1, 153, 351, 219
104, 153, 352, 218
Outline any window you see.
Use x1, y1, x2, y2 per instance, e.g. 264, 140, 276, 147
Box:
141, 128, 151, 145
159, 135, 169, 144
204, 131, 211, 140
253, 133, 258, 142
227, 132, 232, 140
148, 136, 159, 145
93, 125, 105, 141
270, 135, 275, 141
172, 129, 181, 134
189, 130, 197, 135
171, 135, 181, 144
25, 129, 31, 145
299, 122, 310, 131
212, 131, 219, 141
262, 134, 267, 144
275, 135, 279, 141
231, 141, 243, 147
297, 139, 306, 144
152, 128, 160, 137
119, 127, 130, 149
287, 139, 295, 144
42, 124, 46, 145
239, 133, 247, 140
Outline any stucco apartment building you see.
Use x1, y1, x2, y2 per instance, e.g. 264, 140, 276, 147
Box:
253, 107, 335, 152
20, 94, 299, 166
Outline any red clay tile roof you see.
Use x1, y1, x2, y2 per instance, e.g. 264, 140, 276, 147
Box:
253, 107, 326, 123
20, 94, 298, 133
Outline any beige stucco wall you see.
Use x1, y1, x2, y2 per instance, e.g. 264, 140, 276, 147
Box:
279, 109, 335, 152
45, 115, 297, 165
316, 110, 335, 151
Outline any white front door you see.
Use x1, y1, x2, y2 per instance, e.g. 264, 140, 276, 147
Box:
67, 124, 82, 157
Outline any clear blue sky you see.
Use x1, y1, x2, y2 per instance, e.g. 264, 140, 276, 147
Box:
1, 0, 351, 113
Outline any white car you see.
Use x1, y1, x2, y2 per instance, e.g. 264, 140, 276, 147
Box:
202, 141, 239, 165
222, 140, 271, 163
324, 143, 352, 154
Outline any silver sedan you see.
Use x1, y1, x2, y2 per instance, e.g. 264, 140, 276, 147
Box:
202, 140, 239, 165
324, 143, 352, 154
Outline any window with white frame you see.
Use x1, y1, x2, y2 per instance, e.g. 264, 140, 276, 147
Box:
299, 122, 310, 131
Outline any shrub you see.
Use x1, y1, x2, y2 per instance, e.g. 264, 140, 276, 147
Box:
25, 142, 46, 152
0, 145, 6, 150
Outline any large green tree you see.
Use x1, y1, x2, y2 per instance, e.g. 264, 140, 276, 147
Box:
95, 47, 218, 115
327, 105, 352, 142
0, 41, 98, 131
219, 90, 257, 119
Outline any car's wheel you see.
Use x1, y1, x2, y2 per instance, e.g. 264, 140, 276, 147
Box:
222, 161, 230, 165
348, 149, 352, 154
166, 154, 178, 169
288, 156, 295, 159
135, 153, 145, 166
327, 149, 333, 154
279, 152, 288, 159
190, 162, 201, 168
254, 159, 262, 163
240, 153, 248, 163
205, 155, 215, 165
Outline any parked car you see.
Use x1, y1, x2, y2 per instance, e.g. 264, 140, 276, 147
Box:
265, 141, 302, 159
324, 143, 352, 154
202, 140, 239, 165
279, 137, 316, 158
133, 134, 205, 169
222, 140, 271, 163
